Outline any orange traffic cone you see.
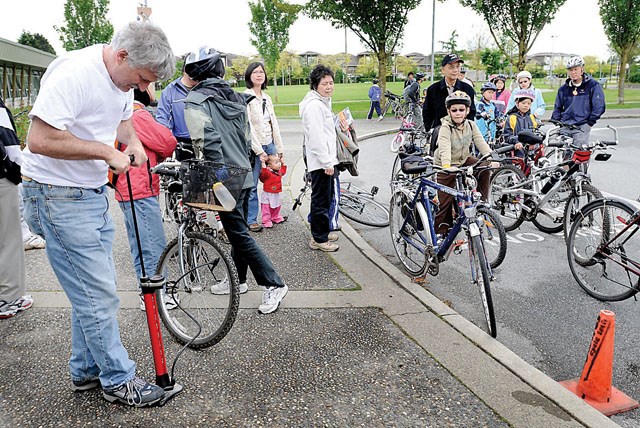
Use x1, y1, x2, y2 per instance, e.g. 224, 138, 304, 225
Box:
560, 310, 639, 416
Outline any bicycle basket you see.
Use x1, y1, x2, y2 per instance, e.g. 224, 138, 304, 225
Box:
572, 150, 591, 164
179, 159, 250, 211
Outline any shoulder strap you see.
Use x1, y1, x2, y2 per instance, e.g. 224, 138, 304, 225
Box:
530, 114, 537, 128
509, 115, 517, 132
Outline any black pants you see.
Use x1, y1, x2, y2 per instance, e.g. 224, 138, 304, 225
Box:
218, 188, 284, 287
309, 169, 335, 243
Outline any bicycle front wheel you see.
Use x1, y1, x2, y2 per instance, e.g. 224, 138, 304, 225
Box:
532, 181, 571, 234
567, 199, 640, 301
340, 192, 390, 227
489, 164, 526, 231
477, 207, 508, 269
389, 191, 429, 276
470, 234, 497, 338
156, 231, 240, 349
562, 183, 602, 241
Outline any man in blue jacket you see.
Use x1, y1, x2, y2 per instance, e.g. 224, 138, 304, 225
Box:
367, 79, 383, 121
551, 56, 605, 145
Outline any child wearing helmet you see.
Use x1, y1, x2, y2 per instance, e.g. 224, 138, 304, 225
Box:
502, 88, 539, 158
506, 70, 546, 117
475, 82, 499, 144
490, 74, 510, 115
433, 90, 499, 235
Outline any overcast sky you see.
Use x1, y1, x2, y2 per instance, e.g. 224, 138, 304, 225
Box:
2, 0, 611, 61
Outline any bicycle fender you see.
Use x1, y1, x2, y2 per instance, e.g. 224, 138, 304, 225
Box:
469, 222, 481, 237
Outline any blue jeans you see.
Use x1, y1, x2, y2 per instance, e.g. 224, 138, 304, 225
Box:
118, 196, 167, 279
218, 188, 285, 287
22, 181, 136, 388
247, 142, 277, 225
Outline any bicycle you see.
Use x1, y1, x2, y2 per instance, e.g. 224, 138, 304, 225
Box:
489, 130, 615, 236
567, 197, 640, 301
292, 173, 390, 228
389, 153, 508, 338
151, 159, 249, 349
390, 115, 420, 153
382, 90, 408, 119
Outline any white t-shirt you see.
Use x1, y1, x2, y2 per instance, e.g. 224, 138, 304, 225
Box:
22, 44, 133, 188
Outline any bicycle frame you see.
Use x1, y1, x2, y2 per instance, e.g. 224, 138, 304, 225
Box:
595, 208, 640, 277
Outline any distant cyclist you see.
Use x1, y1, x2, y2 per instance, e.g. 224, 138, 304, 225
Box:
402, 71, 426, 127
422, 53, 476, 132
551, 56, 605, 146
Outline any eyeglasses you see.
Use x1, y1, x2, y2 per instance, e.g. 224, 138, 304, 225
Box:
449, 108, 467, 113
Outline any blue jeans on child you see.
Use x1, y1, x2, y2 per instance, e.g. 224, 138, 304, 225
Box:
22, 181, 136, 389
118, 196, 167, 278
247, 142, 277, 226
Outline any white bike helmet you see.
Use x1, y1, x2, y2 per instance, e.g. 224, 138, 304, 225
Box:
565, 56, 585, 69
516, 70, 532, 81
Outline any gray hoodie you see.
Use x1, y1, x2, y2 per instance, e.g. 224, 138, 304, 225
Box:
299, 90, 337, 172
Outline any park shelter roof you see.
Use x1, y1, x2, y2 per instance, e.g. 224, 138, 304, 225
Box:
0, 37, 56, 69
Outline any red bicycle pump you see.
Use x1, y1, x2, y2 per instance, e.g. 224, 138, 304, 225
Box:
125, 165, 183, 405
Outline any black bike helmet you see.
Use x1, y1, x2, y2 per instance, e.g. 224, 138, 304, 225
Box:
184, 46, 225, 81
481, 82, 497, 93
490, 73, 507, 84
415, 72, 426, 80
445, 90, 471, 108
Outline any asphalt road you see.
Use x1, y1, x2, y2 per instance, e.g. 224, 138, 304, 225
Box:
345, 118, 640, 428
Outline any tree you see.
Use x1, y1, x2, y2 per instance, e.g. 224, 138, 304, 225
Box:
225, 56, 255, 87
305, 0, 422, 103
317, 53, 352, 83
248, 0, 301, 101
439, 30, 459, 54
599, 0, 640, 104
480, 48, 509, 75
459, 0, 567, 71
55, 0, 114, 51
355, 55, 378, 79
395, 55, 418, 78
17, 31, 56, 55
276, 51, 304, 85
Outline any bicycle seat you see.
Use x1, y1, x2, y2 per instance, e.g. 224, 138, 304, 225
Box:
401, 155, 431, 174
517, 130, 543, 145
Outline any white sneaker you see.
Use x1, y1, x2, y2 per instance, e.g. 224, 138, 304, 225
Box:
23, 234, 45, 250
328, 232, 340, 242
258, 284, 288, 314
210, 279, 248, 295
139, 293, 180, 311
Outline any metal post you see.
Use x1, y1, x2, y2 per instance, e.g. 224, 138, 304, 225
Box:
430, 0, 436, 83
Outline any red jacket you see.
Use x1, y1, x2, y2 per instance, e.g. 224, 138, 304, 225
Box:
259, 165, 287, 193
115, 103, 177, 201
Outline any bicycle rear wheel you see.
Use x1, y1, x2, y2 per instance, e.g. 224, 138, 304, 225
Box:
489, 164, 526, 231
340, 192, 390, 227
470, 234, 497, 338
562, 183, 602, 240
389, 190, 429, 276
477, 207, 508, 269
156, 231, 240, 349
567, 199, 640, 301
390, 132, 404, 153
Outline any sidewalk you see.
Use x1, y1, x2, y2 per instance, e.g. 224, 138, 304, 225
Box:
0, 119, 622, 427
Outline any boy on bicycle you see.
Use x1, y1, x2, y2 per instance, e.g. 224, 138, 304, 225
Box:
502, 89, 539, 158
475, 82, 499, 145
433, 91, 499, 236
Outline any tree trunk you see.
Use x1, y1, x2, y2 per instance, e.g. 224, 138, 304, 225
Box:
618, 49, 629, 105
518, 39, 527, 71
377, 49, 388, 110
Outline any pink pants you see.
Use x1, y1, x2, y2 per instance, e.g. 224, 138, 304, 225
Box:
261, 203, 284, 227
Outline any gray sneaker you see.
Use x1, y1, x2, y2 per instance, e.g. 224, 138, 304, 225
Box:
258, 284, 289, 314
210, 279, 248, 295
72, 376, 100, 392
309, 239, 339, 252
103, 377, 165, 407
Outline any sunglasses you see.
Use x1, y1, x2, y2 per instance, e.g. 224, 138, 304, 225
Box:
449, 108, 467, 113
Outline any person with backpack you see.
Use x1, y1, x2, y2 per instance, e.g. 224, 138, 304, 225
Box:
183, 47, 288, 314
502, 89, 539, 158
433, 91, 498, 236
403, 72, 426, 128
367, 79, 383, 121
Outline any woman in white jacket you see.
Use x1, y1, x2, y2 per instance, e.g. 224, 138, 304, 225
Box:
299, 65, 340, 252
244, 62, 285, 232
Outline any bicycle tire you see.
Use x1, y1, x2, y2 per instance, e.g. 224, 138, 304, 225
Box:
567, 199, 639, 301
489, 164, 527, 231
389, 190, 429, 276
156, 231, 240, 349
477, 206, 508, 269
532, 181, 572, 234
390, 132, 404, 153
562, 183, 602, 241
470, 234, 497, 338
339, 192, 390, 227
391, 154, 402, 182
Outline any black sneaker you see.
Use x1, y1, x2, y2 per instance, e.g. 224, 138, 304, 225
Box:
103, 377, 164, 407
71, 376, 100, 392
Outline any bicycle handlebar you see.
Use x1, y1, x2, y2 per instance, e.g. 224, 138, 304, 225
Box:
150, 161, 181, 177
